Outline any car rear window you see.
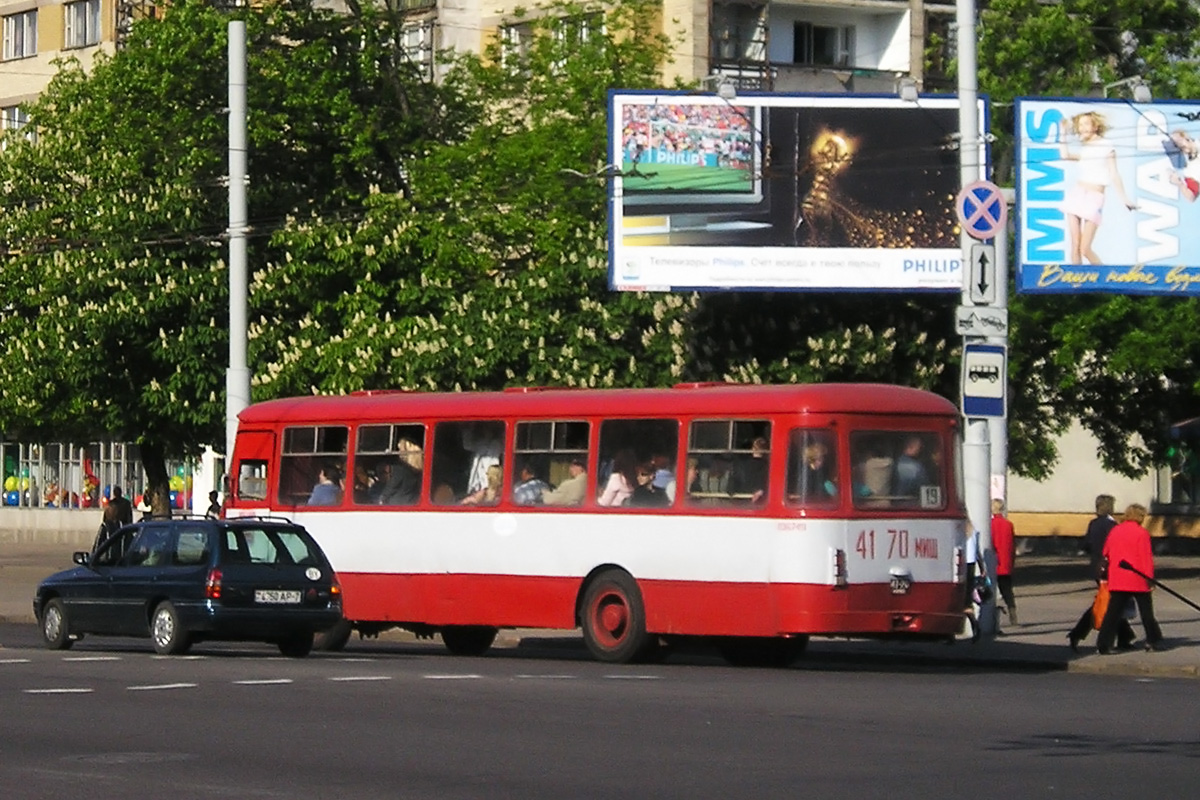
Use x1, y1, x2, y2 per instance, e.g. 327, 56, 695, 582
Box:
222, 526, 323, 566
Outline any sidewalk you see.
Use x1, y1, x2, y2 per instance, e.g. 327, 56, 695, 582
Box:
4, 534, 1199, 678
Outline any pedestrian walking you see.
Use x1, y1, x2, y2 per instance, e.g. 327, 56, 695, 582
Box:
205, 490, 221, 519
1067, 494, 1135, 651
1097, 503, 1166, 654
991, 498, 1018, 625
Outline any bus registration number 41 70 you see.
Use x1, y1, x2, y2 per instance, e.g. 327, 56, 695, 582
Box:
255, 590, 302, 604
889, 575, 912, 595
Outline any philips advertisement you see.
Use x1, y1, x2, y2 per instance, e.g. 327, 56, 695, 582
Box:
1016, 98, 1200, 295
609, 92, 987, 292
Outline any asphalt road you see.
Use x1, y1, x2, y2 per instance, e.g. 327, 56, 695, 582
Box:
1, 629, 1197, 800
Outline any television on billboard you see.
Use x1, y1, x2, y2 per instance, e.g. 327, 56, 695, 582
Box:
1015, 98, 1200, 296
608, 91, 988, 292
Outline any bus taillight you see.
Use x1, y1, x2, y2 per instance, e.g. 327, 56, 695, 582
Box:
953, 546, 965, 583
205, 568, 223, 600
832, 548, 848, 588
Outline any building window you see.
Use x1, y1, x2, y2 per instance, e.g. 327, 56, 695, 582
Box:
2, 9, 37, 60
499, 20, 533, 67
1, 105, 33, 149
64, 0, 102, 49
794, 21, 853, 67
400, 21, 434, 80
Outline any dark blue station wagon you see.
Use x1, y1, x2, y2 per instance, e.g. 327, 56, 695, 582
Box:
34, 516, 342, 657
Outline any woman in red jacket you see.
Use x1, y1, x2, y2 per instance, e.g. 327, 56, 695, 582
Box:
990, 498, 1018, 625
1097, 504, 1165, 654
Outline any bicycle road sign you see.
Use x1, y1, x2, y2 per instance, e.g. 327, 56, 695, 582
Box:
956, 180, 1007, 241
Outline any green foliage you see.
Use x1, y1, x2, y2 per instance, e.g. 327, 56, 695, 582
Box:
251, 0, 697, 397
4, 0, 1199, 490
0, 0, 468, 503
976, 0, 1200, 477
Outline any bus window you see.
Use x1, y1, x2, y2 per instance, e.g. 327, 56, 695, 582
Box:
687, 419, 771, 506
513, 420, 589, 506
786, 429, 838, 507
850, 431, 944, 510
596, 419, 679, 509
430, 421, 505, 506
353, 423, 425, 506
278, 426, 348, 507
238, 459, 268, 502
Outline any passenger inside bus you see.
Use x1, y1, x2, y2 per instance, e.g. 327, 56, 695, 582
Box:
893, 435, 931, 498
630, 462, 669, 508
306, 465, 343, 506
461, 465, 503, 505
542, 457, 587, 506
377, 440, 423, 505
791, 439, 837, 503
512, 462, 551, 505
597, 449, 637, 506
728, 436, 770, 503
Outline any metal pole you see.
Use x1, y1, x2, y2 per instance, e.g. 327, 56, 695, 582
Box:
226, 21, 251, 464
956, 0, 995, 635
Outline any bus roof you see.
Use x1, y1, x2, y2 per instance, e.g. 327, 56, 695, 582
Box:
237, 384, 958, 425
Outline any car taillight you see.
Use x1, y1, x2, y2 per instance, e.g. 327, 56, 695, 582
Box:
205, 568, 223, 600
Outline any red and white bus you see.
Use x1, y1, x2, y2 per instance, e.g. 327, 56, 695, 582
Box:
225, 383, 968, 664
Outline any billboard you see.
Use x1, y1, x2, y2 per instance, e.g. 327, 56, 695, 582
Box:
608, 91, 987, 292
1016, 98, 1200, 295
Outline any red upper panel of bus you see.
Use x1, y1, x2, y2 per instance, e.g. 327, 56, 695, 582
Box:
237, 384, 956, 425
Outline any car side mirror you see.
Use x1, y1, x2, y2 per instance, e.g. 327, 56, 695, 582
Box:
73, 551, 90, 567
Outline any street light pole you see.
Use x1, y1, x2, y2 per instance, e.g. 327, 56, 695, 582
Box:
226, 21, 251, 463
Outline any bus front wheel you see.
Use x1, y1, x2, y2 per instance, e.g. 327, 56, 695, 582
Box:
581, 570, 653, 663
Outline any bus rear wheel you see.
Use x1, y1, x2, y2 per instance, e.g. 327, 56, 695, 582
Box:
716, 636, 808, 668
581, 570, 653, 663
441, 625, 498, 656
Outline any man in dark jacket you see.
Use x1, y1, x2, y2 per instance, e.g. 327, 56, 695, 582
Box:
1066, 494, 1135, 651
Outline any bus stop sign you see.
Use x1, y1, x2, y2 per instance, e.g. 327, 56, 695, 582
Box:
962, 342, 1006, 418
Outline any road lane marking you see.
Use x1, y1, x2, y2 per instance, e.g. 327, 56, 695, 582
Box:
128, 683, 199, 691
423, 674, 482, 680
151, 655, 206, 661
603, 675, 661, 680
24, 688, 94, 694
232, 679, 294, 685
328, 676, 392, 682
515, 674, 577, 680
0, 658, 33, 664
64, 656, 122, 662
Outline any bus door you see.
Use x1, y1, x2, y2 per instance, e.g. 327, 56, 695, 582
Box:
231, 429, 275, 507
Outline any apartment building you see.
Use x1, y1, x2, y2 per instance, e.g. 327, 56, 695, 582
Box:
3, 0, 954, 127
0, 0, 147, 132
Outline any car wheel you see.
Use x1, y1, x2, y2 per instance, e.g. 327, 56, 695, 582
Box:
150, 601, 192, 655
580, 570, 653, 663
313, 618, 353, 652
278, 632, 314, 658
41, 598, 74, 650
441, 625, 498, 656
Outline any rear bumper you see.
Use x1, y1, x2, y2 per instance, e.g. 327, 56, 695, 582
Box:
177, 601, 342, 638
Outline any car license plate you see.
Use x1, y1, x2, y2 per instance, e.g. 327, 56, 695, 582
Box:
889, 576, 912, 595
255, 589, 302, 604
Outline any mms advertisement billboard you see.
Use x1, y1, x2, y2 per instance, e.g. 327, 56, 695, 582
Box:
608, 91, 988, 292
1016, 98, 1200, 295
